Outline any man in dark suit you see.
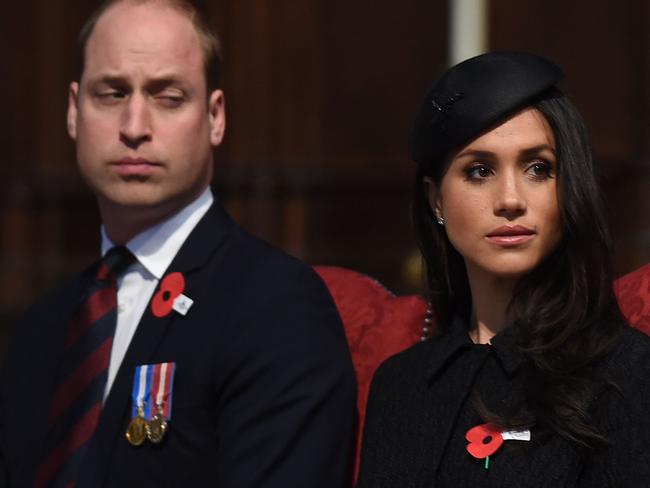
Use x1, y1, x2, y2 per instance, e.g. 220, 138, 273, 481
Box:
0, 1, 356, 486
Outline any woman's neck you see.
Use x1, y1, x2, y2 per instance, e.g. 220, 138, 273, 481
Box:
466, 265, 517, 344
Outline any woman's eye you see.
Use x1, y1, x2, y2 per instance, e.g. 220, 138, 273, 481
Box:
465, 165, 492, 180
526, 161, 554, 180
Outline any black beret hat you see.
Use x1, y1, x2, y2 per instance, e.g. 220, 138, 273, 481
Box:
412, 52, 563, 170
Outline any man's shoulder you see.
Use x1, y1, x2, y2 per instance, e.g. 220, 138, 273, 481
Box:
15, 272, 86, 325
185, 201, 321, 287
3, 271, 86, 371
196, 218, 351, 378
213, 216, 327, 297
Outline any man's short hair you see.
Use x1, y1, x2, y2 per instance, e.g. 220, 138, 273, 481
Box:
77, 0, 222, 92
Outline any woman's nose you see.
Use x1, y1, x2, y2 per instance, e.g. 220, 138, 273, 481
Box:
493, 173, 526, 219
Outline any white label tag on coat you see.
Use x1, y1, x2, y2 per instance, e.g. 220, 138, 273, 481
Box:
173, 294, 194, 316
502, 429, 531, 441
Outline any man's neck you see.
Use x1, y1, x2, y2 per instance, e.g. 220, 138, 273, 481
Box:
102, 208, 178, 245
98, 191, 209, 245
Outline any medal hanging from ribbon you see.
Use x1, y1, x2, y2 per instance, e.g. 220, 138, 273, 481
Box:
126, 362, 176, 446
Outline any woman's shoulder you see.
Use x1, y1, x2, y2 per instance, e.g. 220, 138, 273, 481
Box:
600, 326, 650, 391
371, 329, 466, 391
364, 336, 457, 427
584, 327, 650, 483
372, 339, 434, 382
606, 326, 650, 369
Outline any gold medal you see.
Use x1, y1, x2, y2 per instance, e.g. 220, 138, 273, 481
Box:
126, 406, 147, 446
146, 404, 168, 443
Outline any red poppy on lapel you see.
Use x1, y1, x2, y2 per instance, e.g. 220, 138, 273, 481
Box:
465, 423, 503, 459
151, 272, 186, 318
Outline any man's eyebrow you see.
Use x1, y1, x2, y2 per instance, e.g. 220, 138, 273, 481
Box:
145, 77, 186, 91
87, 74, 186, 88
88, 75, 129, 86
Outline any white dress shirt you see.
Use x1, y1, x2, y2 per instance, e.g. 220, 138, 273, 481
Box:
100, 188, 214, 398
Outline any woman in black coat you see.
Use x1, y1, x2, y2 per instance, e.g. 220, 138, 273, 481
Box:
356, 52, 650, 487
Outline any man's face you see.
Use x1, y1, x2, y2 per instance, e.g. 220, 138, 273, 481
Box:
67, 1, 225, 229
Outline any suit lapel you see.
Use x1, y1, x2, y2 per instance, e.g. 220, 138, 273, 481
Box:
78, 202, 235, 487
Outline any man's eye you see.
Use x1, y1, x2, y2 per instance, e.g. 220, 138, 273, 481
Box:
96, 91, 126, 103
155, 94, 184, 108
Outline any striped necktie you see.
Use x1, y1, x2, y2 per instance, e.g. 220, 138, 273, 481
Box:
34, 246, 135, 488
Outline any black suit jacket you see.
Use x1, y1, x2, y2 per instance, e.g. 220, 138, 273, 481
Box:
0, 201, 356, 487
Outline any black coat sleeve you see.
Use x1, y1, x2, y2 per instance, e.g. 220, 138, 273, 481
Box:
0, 374, 7, 488
356, 360, 389, 488
578, 328, 650, 486
355, 353, 418, 488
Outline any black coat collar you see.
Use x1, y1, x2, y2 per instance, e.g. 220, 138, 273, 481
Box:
425, 315, 523, 382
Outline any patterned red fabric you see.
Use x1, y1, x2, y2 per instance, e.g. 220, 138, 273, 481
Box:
615, 263, 650, 334
315, 262, 650, 483
313, 266, 426, 481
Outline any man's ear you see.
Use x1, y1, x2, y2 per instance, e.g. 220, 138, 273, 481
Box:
423, 176, 443, 221
208, 89, 226, 146
67, 82, 80, 140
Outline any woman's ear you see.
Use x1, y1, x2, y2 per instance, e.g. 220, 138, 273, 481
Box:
423, 176, 443, 221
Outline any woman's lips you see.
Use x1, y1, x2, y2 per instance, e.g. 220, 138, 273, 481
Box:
110, 158, 161, 177
485, 225, 536, 246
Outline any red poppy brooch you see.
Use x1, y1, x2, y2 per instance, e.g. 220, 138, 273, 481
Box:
465, 423, 531, 469
151, 272, 194, 317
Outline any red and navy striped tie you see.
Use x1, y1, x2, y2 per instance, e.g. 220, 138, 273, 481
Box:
34, 246, 135, 488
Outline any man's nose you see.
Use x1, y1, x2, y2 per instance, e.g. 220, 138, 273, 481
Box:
119, 95, 152, 148
493, 172, 526, 219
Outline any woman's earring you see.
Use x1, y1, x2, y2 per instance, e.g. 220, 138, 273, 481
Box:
436, 216, 445, 226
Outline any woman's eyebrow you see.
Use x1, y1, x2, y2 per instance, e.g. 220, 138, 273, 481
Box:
454, 144, 556, 161
519, 144, 556, 158
454, 149, 495, 160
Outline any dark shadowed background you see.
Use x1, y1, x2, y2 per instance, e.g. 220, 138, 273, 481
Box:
1, 0, 648, 355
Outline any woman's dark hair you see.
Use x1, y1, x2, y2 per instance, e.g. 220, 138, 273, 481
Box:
412, 90, 626, 449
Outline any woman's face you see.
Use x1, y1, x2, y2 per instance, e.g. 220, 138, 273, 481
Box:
429, 107, 562, 281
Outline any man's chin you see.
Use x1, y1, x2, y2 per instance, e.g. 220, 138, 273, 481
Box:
96, 190, 174, 214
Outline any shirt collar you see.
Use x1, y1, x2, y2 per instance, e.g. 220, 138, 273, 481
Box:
425, 315, 523, 381
101, 187, 214, 280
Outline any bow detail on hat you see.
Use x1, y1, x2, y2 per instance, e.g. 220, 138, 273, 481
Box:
429, 92, 464, 133
431, 92, 464, 114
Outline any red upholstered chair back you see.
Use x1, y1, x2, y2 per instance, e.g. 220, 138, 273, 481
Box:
313, 266, 426, 481
614, 263, 650, 335
314, 263, 650, 483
